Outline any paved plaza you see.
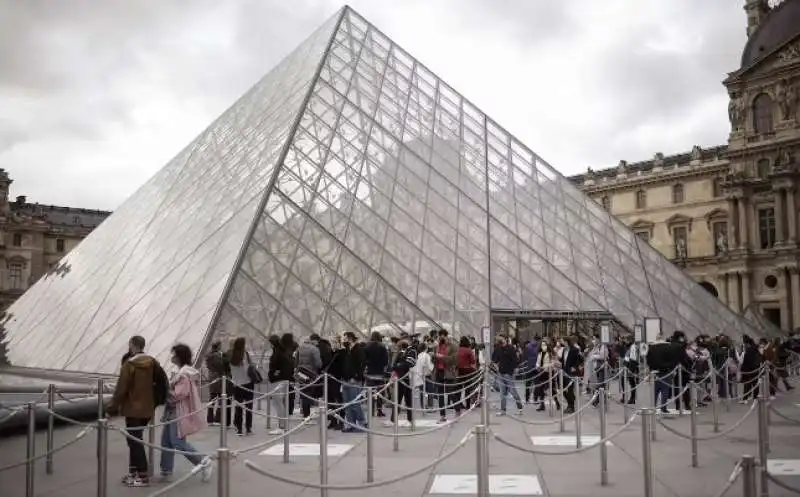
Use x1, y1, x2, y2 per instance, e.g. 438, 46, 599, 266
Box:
2, 387, 800, 497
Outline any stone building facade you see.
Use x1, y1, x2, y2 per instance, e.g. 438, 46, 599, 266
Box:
571, 0, 800, 331
0, 169, 110, 312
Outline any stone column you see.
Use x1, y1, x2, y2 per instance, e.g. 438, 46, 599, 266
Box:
787, 187, 797, 244
738, 198, 749, 250
741, 272, 751, 310
774, 188, 786, 245
728, 273, 741, 313
791, 268, 800, 331
782, 269, 792, 330
728, 197, 740, 248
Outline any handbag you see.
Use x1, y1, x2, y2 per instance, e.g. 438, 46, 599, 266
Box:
246, 353, 263, 384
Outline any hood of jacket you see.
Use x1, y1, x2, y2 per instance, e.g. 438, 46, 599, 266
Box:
127, 353, 156, 371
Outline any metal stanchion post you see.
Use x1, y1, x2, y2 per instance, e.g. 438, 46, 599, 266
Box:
558, 370, 565, 433
26, 402, 36, 497
599, 387, 608, 486
741, 455, 756, 497
480, 369, 491, 469
761, 373, 771, 454
548, 370, 554, 417
217, 448, 231, 497
475, 425, 490, 497
711, 366, 719, 433
283, 381, 291, 463
575, 379, 583, 449
46, 383, 55, 474
366, 387, 375, 483
392, 377, 400, 452
266, 385, 272, 430
725, 360, 732, 412
257, 383, 263, 413
641, 408, 655, 497
422, 375, 427, 417
319, 381, 329, 497
690, 381, 698, 468
97, 418, 108, 497
622, 368, 630, 424
148, 424, 155, 477
97, 378, 105, 419
758, 374, 770, 497
220, 377, 228, 448
650, 372, 657, 442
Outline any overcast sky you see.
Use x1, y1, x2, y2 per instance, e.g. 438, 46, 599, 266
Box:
0, 0, 748, 211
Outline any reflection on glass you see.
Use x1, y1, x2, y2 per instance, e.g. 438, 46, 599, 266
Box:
1, 7, 760, 374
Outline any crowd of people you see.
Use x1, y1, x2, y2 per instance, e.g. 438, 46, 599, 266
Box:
104, 328, 800, 488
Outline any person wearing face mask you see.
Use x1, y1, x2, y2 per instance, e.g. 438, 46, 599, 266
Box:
533, 339, 559, 411
559, 336, 581, 414
586, 335, 608, 407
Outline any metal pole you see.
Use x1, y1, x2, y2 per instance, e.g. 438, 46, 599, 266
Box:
690, 381, 698, 468
97, 418, 108, 497
256, 382, 263, 413
319, 384, 329, 497
641, 408, 654, 497
475, 425, 490, 497
422, 373, 427, 417
97, 378, 105, 419
392, 377, 400, 452
266, 384, 272, 430
217, 448, 231, 497
761, 373, 770, 453
725, 360, 732, 412
741, 455, 757, 497
711, 364, 719, 433
622, 367, 630, 424
548, 368, 554, 417
220, 377, 228, 448
758, 374, 770, 497
650, 372, 657, 442
677, 367, 683, 414
26, 402, 36, 497
599, 387, 608, 486
575, 378, 583, 448
46, 383, 55, 474
148, 423, 155, 478
558, 370, 565, 433
480, 367, 491, 468
366, 387, 375, 483
283, 381, 291, 463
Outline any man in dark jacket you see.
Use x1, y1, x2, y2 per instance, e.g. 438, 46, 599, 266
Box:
390, 334, 417, 424
267, 334, 295, 433
107, 335, 167, 488
364, 331, 389, 417
205, 341, 230, 426
340, 331, 367, 432
646, 333, 680, 413
492, 335, 523, 415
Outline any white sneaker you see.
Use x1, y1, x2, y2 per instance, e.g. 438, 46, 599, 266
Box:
268, 428, 285, 436
200, 458, 213, 483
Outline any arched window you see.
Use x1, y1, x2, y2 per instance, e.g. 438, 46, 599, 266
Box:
672, 184, 684, 204
601, 196, 611, 211
635, 189, 647, 209
757, 158, 771, 178
752, 93, 774, 133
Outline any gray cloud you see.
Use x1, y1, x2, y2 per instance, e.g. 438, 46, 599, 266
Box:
0, 1, 750, 210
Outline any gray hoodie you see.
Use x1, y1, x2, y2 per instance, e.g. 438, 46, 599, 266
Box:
297, 341, 322, 374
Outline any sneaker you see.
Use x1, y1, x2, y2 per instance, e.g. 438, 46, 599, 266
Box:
496, 411, 506, 416
437, 417, 447, 424
246, 429, 253, 436
121, 474, 135, 485
200, 458, 213, 483
157, 474, 173, 483
268, 428, 285, 436
236, 431, 244, 437
128, 476, 150, 488
517, 408, 524, 415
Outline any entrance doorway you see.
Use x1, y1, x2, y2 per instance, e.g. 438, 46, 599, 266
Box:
489, 309, 629, 346
763, 307, 781, 329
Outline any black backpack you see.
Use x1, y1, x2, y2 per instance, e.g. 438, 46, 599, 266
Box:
152, 362, 169, 407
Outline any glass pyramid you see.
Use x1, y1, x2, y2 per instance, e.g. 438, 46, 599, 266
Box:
1, 7, 760, 374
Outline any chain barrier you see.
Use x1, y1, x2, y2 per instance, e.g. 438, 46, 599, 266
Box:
765, 472, 800, 495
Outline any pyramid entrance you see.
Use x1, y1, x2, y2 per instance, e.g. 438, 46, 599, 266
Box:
490, 309, 626, 344
0, 6, 762, 375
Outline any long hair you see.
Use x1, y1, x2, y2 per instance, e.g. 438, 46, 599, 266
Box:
230, 337, 246, 366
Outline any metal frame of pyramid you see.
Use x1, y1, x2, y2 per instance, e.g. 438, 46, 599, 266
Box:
1, 6, 762, 374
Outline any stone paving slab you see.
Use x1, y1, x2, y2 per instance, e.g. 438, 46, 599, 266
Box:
2, 390, 800, 496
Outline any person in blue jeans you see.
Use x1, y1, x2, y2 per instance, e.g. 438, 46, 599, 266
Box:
491, 336, 524, 415
646, 334, 680, 413
338, 331, 367, 432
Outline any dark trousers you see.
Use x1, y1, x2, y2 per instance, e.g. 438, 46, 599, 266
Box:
390, 381, 413, 423
288, 382, 296, 415
125, 417, 150, 476
525, 369, 541, 402
532, 370, 548, 404
624, 367, 637, 404
742, 372, 759, 401
435, 371, 461, 417
563, 377, 576, 411
456, 368, 478, 409
672, 373, 691, 410
207, 391, 230, 425
366, 376, 385, 414
233, 383, 254, 433
327, 378, 343, 426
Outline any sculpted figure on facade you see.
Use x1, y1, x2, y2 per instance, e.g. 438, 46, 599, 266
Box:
617, 160, 628, 174
717, 231, 729, 255
778, 79, 798, 121
728, 92, 746, 129
691, 145, 702, 161
676, 238, 687, 259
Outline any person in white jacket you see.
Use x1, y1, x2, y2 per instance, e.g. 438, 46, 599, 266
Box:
412, 343, 434, 409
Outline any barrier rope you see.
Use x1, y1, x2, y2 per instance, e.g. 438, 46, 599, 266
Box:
330, 399, 480, 438
656, 401, 757, 441
242, 428, 473, 490
505, 391, 600, 426
766, 472, 800, 495
768, 404, 800, 425
0, 424, 94, 473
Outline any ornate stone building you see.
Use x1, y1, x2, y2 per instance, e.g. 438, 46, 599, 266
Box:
0, 169, 110, 312
571, 0, 800, 331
